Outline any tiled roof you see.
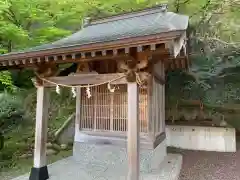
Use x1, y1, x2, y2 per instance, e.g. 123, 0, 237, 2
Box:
1, 6, 188, 56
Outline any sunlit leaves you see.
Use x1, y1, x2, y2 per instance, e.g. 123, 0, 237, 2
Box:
32, 27, 72, 45
0, 21, 28, 42
0, 71, 13, 91
0, 0, 239, 93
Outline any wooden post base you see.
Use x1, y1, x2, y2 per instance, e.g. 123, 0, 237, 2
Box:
29, 166, 49, 180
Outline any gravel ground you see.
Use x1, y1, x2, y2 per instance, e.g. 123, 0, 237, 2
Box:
169, 142, 240, 180
3, 142, 240, 180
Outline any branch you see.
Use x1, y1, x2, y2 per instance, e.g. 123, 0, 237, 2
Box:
2, 10, 16, 24
182, 0, 191, 4
174, 0, 180, 13
207, 37, 240, 46
8, 6, 21, 26
198, 37, 240, 48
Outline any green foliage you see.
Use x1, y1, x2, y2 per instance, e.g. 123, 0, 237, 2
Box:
0, 0, 239, 176
0, 71, 13, 90
0, 88, 75, 170
11, 70, 34, 89
0, 92, 27, 132
0, 0, 238, 124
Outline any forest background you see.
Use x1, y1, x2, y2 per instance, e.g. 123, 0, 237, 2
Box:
0, 0, 239, 178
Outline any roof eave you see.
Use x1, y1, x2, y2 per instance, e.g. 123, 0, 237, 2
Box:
0, 30, 185, 62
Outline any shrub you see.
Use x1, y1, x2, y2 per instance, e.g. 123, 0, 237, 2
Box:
0, 92, 27, 133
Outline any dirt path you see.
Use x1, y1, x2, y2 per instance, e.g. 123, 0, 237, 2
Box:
169, 142, 240, 180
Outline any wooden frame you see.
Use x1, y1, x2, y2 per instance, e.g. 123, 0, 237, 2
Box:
41, 72, 150, 87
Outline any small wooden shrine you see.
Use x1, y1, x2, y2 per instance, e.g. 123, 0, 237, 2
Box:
0, 5, 189, 180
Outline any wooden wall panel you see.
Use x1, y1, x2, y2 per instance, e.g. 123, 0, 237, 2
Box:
149, 60, 165, 137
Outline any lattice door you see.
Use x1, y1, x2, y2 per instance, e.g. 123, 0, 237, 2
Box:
80, 84, 148, 132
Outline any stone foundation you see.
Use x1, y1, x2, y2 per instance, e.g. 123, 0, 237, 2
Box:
73, 139, 167, 172
12, 153, 182, 180
72, 131, 182, 179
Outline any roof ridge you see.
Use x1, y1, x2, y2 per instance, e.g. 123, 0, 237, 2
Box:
90, 4, 168, 26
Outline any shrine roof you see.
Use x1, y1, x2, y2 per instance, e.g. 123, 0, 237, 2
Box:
0, 5, 188, 60
26, 8, 188, 52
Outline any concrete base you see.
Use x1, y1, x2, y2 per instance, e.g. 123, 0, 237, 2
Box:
166, 125, 236, 152
12, 153, 182, 180
143, 154, 182, 180
74, 131, 160, 150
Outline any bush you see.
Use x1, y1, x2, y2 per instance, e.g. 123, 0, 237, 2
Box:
0, 92, 27, 133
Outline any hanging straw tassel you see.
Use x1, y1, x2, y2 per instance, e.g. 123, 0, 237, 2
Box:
107, 82, 115, 93
86, 86, 91, 98
56, 85, 60, 94
71, 87, 77, 98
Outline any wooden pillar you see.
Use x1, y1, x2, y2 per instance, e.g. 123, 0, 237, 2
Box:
127, 82, 140, 180
155, 79, 158, 133
75, 87, 81, 135
29, 87, 50, 180
147, 76, 153, 137
93, 89, 97, 131
159, 61, 164, 133
152, 78, 156, 137
110, 93, 114, 131
157, 81, 161, 133
159, 82, 163, 133
162, 63, 166, 132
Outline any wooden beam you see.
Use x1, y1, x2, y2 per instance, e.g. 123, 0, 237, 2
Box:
0, 43, 169, 70
29, 87, 49, 180
42, 72, 150, 87
14, 54, 133, 69
127, 82, 140, 180
43, 73, 126, 86
1, 47, 170, 70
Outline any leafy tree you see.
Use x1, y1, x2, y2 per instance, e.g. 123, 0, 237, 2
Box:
0, 71, 13, 91
0, 0, 239, 103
